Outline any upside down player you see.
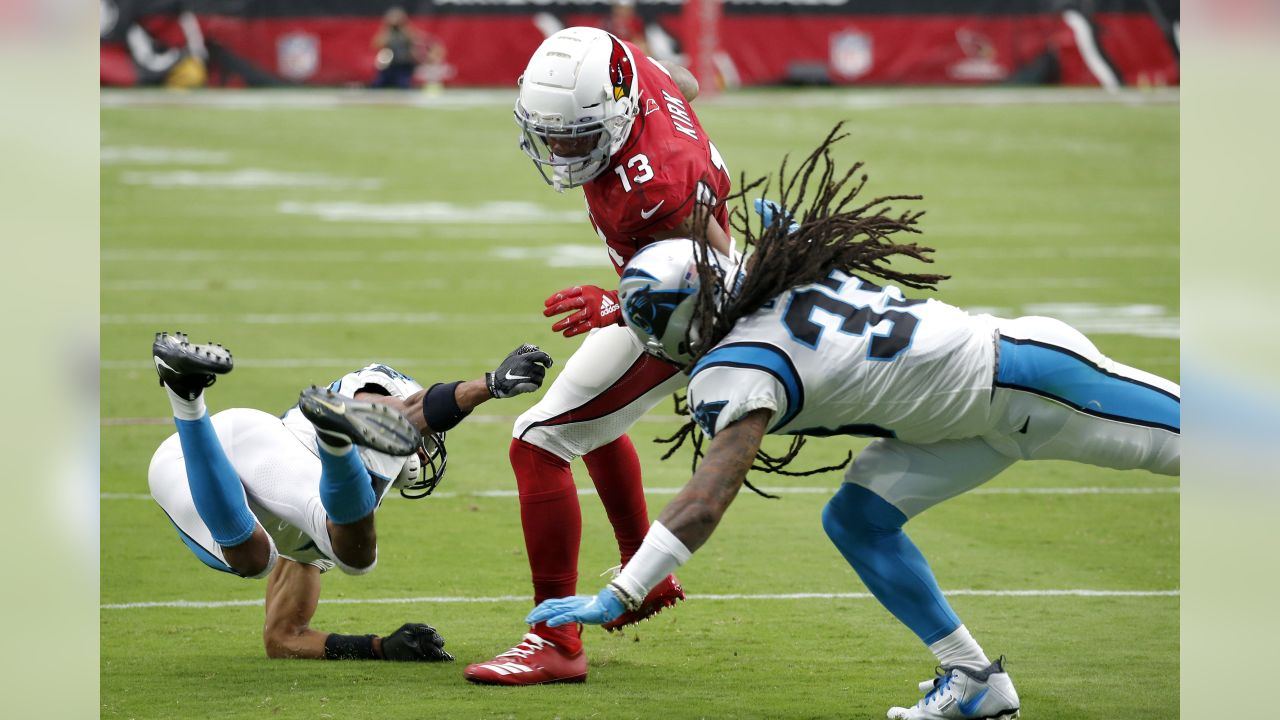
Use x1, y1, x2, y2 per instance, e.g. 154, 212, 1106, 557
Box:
529, 137, 1180, 719
464, 27, 734, 685
147, 332, 552, 661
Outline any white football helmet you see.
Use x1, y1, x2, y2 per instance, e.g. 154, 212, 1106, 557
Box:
619, 239, 741, 367
515, 27, 640, 191
393, 431, 447, 499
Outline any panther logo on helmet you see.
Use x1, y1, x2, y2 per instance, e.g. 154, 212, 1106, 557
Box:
621, 281, 693, 339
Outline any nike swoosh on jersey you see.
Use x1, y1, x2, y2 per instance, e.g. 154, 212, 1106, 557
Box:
956, 688, 989, 717
505, 371, 531, 381
640, 200, 665, 219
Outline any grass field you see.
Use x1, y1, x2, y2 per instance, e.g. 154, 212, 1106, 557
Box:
101, 88, 1178, 719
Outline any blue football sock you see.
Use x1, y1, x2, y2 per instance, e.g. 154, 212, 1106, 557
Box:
822, 483, 961, 645
318, 445, 377, 525
174, 416, 257, 547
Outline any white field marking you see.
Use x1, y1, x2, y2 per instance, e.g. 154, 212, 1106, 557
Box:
100, 146, 229, 165
943, 276, 1177, 290
846, 124, 1134, 157
100, 87, 1177, 111
278, 201, 583, 225
101, 414, 688, 426
100, 357, 473, 371
100, 486, 1178, 499
100, 312, 537, 325
100, 88, 516, 110
102, 249, 462, 263
931, 221, 1171, 239
1024, 303, 1179, 340
491, 244, 610, 268
100, 588, 1179, 611
964, 303, 1179, 340
940, 245, 1178, 260
716, 87, 1179, 110
102, 278, 445, 292
120, 169, 383, 190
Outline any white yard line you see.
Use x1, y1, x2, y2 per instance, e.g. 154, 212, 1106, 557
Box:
103, 279, 446, 292
100, 312, 538, 325
100, 588, 1179, 611
101, 414, 683, 426
100, 357, 467, 370
100, 88, 1178, 111
100, 486, 1178, 501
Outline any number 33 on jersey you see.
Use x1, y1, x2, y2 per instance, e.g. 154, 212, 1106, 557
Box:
687, 270, 1000, 445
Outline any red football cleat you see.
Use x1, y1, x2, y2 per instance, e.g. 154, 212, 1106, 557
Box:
464, 631, 587, 686
602, 574, 685, 632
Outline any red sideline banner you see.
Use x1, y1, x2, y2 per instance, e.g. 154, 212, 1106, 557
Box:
100, 1, 1178, 88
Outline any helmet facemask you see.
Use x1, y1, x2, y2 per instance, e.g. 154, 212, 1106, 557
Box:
395, 430, 447, 499
515, 101, 619, 191
513, 28, 640, 192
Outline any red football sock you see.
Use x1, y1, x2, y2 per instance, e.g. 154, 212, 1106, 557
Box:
583, 434, 650, 565
531, 621, 582, 652
510, 438, 581, 610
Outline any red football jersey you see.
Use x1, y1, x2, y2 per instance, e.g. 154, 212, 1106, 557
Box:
583, 43, 732, 275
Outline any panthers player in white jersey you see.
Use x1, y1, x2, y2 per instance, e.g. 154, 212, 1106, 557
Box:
148, 332, 552, 662
527, 141, 1179, 720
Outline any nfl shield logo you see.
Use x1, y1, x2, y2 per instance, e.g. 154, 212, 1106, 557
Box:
278, 32, 319, 81
830, 30, 873, 80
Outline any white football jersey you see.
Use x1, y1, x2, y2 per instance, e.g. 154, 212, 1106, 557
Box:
281, 363, 424, 489
687, 272, 999, 444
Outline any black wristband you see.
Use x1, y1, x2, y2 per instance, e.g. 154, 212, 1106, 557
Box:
323, 633, 380, 660
422, 381, 470, 432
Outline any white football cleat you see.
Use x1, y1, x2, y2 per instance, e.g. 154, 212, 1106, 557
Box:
888, 657, 1020, 720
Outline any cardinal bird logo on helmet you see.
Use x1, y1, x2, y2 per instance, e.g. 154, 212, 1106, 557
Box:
608, 36, 634, 102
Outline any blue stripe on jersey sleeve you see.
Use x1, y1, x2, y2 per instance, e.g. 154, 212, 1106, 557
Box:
691, 342, 804, 430
996, 337, 1180, 432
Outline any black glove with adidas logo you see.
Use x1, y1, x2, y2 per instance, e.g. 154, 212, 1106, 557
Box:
486, 344, 554, 399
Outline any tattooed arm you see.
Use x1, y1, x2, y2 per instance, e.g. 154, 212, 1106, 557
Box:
657, 409, 771, 552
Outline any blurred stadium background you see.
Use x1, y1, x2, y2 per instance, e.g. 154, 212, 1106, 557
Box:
101, 0, 1179, 91
100, 2, 1178, 718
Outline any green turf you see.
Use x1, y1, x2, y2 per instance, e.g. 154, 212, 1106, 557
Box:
101, 89, 1178, 719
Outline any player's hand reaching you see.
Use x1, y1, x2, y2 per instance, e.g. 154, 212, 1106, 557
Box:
525, 587, 625, 627
381, 623, 454, 662
486, 344, 554, 399
754, 198, 800, 235
543, 285, 623, 337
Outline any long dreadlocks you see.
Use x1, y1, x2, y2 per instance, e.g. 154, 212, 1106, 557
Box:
656, 123, 950, 493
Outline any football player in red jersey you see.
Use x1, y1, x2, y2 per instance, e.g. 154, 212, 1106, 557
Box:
464, 27, 734, 686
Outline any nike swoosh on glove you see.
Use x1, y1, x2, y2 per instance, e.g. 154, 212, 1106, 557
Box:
487, 344, 554, 399
543, 285, 623, 338
525, 587, 625, 628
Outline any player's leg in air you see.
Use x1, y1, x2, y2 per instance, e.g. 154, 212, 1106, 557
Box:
464, 325, 686, 685
150, 332, 421, 577
150, 331, 276, 577
295, 384, 420, 570
822, 316, 1179, 720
